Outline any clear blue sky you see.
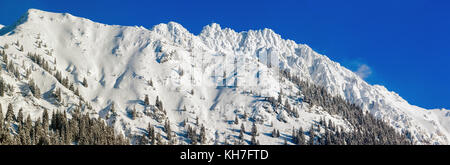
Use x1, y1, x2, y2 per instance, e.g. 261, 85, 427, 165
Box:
1, 0, 449, 109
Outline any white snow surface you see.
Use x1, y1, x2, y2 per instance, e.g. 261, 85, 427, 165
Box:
0, 9, 448, 144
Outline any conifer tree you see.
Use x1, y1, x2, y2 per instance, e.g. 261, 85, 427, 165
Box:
130, 107, 137, 120
199, 124, 206, 144
82, 77, 88, 87
55, 88, 62, 103
272, 128, 278, 138
292, 128, 297, 144
309, 125, 315, 145
34, 86, 41, 99
144, 94, 149, 106
251, 123, 258, 136
42, 109, 49, 135
251, 134, 257, 145
239, 129, 244, 141
25, 114, 32, 130
17, 108, 24, 124
2, 53, 7, 65
277, 89, 283, 106
243, 112, 248, 121
164, 120, 172, 141
0, 78, 4, 97
155, 132, 163, 145
110, 103, 116, 115
155, 96, 163, 110
74, 88, 79, 96
147, 123, 155, 145
5, 103, 14, 122
148, 79, 153, 87
0, 104, 3, 129
69, 83, 74, 91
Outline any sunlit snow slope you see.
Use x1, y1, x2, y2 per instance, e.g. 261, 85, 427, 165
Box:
0, 9, 448, 144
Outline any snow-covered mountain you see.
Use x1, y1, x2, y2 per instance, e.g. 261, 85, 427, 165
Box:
0, 9, 448, 144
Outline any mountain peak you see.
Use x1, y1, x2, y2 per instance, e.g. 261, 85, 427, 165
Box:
167, 21, 189, 33
200, 23, 223, 35
207, 23, 222, 31
26, 8, 48, 15
23, 8, 66, 21
10, 8, 77, 28
167, 21, 184, 28
152, 21, 190, 35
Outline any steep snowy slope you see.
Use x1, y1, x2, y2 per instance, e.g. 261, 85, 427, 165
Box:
0, 9, 448, 144
198, 23, 450, 144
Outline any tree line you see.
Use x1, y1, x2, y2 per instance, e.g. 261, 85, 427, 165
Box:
271, 69, 413, 145
0, 103, 129, 145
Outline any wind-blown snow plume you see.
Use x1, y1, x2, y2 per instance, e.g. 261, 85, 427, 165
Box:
355, 64, 372, 79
